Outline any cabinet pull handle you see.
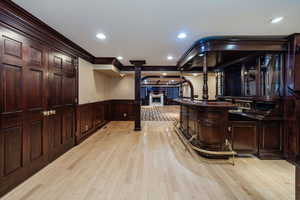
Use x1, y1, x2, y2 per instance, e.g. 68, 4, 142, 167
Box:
42, 111, 50, 116
49, 110, 56, 115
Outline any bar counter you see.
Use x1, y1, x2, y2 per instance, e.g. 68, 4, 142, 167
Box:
174, 98, 284, 159
174, 98, 237, 158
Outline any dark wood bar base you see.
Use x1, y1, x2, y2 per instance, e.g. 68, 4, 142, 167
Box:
176, 98, 284, 160
176, 99, 237, 159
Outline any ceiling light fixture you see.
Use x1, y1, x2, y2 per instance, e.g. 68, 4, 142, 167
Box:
271, 17, 283, 24
163, 73, 167, 76
193, 73, 198, 76
177, 33, 187, 39
96, 33, 106, 40
117, 56, 123, 60
167, 56, 174, 60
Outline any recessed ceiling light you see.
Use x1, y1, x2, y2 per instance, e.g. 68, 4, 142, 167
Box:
167, 56, 174, 60
177, 33, 187, 39
96, 33, 106, 40
193, 73, 198, 76
271, 17, 283, 24
117, 56, 123, 60
163, 73, 167, 76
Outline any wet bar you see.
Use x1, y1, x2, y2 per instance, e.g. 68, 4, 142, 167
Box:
175, 35, 300, 160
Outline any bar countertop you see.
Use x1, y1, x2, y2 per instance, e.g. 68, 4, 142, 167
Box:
174, 98, 237, 109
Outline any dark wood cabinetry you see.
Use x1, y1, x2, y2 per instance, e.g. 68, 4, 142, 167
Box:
284, 34, 300, 162
0, 23, 77, 195
258, 120, 283, 158
230, 121, 258, 154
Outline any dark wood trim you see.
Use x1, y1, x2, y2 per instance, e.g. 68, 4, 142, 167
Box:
135, 66, 142, 131
0, 0, 128, 71
177, 35, 289, 69
76, 99, 137, 143
130, 60, 145, 131
202, 53, 208, 100
0, 0, 94, 62
215, 54, 259, 70
76, 101, 109, 144
93, 57, 115, 64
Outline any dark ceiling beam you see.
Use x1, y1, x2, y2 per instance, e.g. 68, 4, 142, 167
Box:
93, 57, 115, 64
141, 75, 182, 81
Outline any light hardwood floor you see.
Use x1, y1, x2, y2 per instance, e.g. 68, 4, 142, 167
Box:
2, 121, 295, 200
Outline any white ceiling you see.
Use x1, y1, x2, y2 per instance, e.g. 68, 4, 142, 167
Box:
13, 0, 300, 65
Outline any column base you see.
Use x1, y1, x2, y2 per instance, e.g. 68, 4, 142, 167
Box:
134, 127, 141, 131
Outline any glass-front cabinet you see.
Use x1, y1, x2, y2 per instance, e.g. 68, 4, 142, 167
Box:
216, 53, 284, 98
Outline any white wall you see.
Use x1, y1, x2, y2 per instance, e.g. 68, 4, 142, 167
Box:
183, 73, 216, 100
106, 75, 135, 100
78, 58, 110, 104
78, 58, 135, 104
79, 59, 217, 102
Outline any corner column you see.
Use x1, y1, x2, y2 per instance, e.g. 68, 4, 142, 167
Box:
130, 60, 146, 131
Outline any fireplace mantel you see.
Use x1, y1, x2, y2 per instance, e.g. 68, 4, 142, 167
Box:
149, 93, 164, 106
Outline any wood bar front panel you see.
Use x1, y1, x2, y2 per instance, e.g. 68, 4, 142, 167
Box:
258, 121, 283, 158
230, 121, 258, 154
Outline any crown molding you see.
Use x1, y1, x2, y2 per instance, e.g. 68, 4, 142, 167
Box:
0, 0, 181, 72
0, 0, 95, 61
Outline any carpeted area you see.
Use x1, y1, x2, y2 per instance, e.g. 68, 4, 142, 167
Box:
141, 105, 180, 121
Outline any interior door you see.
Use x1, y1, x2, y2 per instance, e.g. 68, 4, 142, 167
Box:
47, 50, 75, 161
0, 27, 48, 191
23, 39, 49, 173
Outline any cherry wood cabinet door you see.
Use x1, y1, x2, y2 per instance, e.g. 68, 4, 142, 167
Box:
0, 27, 48, 193
47, 50, 76, 161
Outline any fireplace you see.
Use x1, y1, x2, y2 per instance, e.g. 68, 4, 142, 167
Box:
152, 97, 161, 102
149, 93, 164, 106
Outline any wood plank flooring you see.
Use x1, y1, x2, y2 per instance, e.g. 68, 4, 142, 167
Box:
1, 121, 295, 200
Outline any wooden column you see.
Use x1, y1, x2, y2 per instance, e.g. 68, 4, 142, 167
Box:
130, 60, 146, 131
256, 56, 261, 96
180, 70, 183, 97
202, 53, 209, 100
216, 72, 219, 97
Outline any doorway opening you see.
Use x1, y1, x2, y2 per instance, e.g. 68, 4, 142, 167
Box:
140, 75, 192, 122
